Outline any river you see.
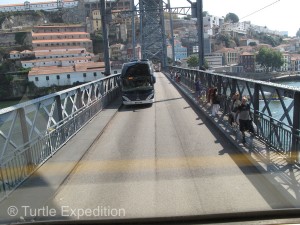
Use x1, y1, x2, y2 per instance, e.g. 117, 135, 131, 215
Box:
259, 80, 300, 124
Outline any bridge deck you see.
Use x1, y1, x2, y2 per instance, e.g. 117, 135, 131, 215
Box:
0, 72, 294, 222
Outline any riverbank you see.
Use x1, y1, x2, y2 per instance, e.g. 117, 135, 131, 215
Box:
226, 71, 300, 82
270, 74, 300, 82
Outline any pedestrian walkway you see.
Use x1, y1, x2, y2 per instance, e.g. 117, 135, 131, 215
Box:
165, 72, 300, 207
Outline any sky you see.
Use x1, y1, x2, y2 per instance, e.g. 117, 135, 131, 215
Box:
0, 0, 298, 36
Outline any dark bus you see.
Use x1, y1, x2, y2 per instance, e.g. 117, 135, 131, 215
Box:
119, 60, 156, 105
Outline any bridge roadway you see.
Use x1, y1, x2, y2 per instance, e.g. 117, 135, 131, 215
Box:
0, 72, 293, 222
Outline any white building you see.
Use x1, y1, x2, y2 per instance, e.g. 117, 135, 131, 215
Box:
34, 48, 93, 59
281, 53, 291, 72
205, 53, 223, 68
28, 62, 105, 87
9, 51, 21, 59
9, 50, 35, 59
22, 56, 92, 68
0, 0, 78, 12
221, 21, 251, 35
203, 15, 224, 35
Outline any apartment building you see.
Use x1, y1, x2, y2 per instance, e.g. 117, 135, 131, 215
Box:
0, 0, 78, 12
28, 62, 105, 87
215, 48, 239, 65
31, 25, 93, 52
239, 52, 255, 72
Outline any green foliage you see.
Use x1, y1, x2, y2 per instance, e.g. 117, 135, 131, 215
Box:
217, 34, 231, 48
91, 32, 104, 54
224, 13, 239, 23
187, 55, 199, 68
256, 47, 284, 71
252, 32, 283, 47
249, 42, 257, 46
0, 61, 11, 73
234, 37, 240, 47
0, 74, 13, 98
15, 32, 27, 45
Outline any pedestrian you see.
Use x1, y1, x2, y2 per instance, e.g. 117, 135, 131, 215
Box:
211, 88, 220, 116
194, 78, 202, 99
207, 86, 214, 104
235, 96, 251, 144
229, 92, 241, 125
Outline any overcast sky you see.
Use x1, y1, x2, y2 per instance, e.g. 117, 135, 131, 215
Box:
1, 0, 298, 36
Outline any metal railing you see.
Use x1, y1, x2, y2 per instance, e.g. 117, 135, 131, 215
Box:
170, 66, 300, 163
0, 74, 120, 200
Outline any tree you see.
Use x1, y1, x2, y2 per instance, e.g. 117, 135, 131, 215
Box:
217, 34, 231, 48
249, 42, 257, 46
256, 47, 283, 71
15, 32, 27, 45
224, 13, 239, 23
187, 55, 199, 68
0, 74, 13, 98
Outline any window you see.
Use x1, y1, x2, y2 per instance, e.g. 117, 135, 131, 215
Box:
57, 75, 60, 80
35, 77, 39, 81
46, 76, 49, 80
83, 73, 87, 77
67, 74, 70, 79
94, 72, 97, 77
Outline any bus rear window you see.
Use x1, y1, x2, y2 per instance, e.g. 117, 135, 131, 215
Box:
123, 64, 150, 77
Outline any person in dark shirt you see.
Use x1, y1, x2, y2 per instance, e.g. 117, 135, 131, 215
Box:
194, 78, 202, 99
235, 96, 250, 143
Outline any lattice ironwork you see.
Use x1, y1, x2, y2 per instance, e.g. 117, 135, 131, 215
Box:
138, 0, 167, 66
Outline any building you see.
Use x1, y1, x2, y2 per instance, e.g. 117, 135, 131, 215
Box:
0, 0, 78, 12
167, 41, 188, 62
203, 15, 224, 36
91, 10, 101, 32
127, 44, 142, 61
281, 53, 291, 72
215, 48, 239, 65
28, 62, 105, 87
110, 43, 126, 61
291, 54, 300, 72
239, 52, 255, 72
9, 50, 35, 59
31, 25, 93, 52
239, 38, 260, 47
21, 56, 92, 68
205, 53, 223, 68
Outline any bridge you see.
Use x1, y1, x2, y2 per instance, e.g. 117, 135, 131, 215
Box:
1, 0, 300, 223
0, 68, 300, 222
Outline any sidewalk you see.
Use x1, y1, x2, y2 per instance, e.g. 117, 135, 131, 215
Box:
0, 98, 121, 223
165, 72, 300, 207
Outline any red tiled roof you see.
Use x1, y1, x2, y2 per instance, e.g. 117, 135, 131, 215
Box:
28, 62, 105, 76
21, 56, 92, 63
240, 52, 254, 56
32, 32, 89, 36
35, 49, 89, 57
34, 25, 83, 28
32, 39, 92, 43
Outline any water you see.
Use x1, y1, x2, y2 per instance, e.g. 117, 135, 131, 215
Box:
259, 80, 300, 125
